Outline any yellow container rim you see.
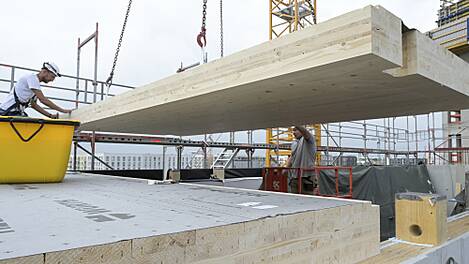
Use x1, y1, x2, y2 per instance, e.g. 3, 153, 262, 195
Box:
0, 116, 80, 126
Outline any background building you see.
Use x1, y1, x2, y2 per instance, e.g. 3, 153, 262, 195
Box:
68, 153, 192, 171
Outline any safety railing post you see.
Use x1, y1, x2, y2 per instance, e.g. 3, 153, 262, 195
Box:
298, 168, 302, 194
93, 23, 99, 103
76, 37, 81, 109
101, 83, 104, 101
10, 67, 15, 91
84, 80, 88, 103
262, 168, 266, 191
465, 171, 469, 211
176, 145, 183, 170
73, 141, 78, 171
349, 167, 353, 198
91, 131, 96, 170
335, 168, 339, 196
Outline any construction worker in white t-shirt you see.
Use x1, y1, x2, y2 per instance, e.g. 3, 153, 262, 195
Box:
0, 62, 72, 118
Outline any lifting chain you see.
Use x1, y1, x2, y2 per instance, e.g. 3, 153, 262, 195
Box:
197, 0, 208, 48
105, 0, 133, 88
220, 0, 224, 57
202, 0, 207, 29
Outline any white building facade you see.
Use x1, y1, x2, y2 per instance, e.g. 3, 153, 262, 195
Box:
68, 153, 191, 171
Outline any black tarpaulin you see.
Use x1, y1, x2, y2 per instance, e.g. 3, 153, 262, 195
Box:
318, 165, 435, 241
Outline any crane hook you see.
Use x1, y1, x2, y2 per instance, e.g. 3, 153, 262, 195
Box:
197, 27, 207, 48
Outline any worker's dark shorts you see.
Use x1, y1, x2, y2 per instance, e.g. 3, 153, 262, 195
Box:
0, 108, 27, 117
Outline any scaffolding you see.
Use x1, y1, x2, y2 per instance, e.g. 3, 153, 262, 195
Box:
428, 0, 469, 164
267, 0, 320, 167
438, 0, 469, 26
431, 0, 469, 54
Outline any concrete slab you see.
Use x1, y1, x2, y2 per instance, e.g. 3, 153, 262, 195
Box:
0, 173, 379, 263
68, 5, 469, 136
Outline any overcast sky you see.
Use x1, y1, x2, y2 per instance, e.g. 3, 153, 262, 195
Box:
0, 0, 440, 85
0, 0, 442, 155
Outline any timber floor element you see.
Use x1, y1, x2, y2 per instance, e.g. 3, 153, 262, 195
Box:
359, 212, 469, 264
68, 5, 469, 136
0, 173, 379, 264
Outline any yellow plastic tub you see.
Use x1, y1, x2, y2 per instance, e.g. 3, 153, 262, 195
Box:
0, 116, 80, 183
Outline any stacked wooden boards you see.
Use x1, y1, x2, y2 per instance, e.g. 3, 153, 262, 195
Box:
0, 173, 379, 264
68, 5, 469, 136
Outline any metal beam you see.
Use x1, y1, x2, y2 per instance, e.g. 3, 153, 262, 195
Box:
74, 132, 416, 156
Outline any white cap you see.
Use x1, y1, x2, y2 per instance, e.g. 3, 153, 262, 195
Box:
43, 62, 61, 77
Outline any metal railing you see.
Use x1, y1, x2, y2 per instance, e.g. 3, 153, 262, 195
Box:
0, 63, 134, 108
318, 113, 449, 166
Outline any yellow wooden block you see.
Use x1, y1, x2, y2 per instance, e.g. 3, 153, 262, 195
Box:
395, 192, 447, 245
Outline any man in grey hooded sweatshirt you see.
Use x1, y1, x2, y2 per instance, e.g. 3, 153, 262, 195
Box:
286, 126, 317, 193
